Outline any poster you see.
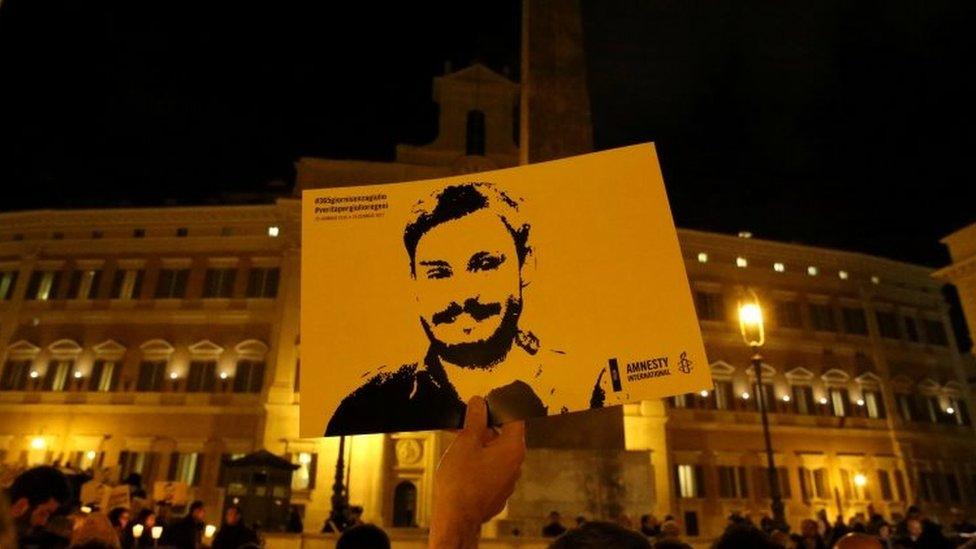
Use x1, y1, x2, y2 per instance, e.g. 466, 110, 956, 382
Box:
153, 481, 189, 505
300, 144, 710, 437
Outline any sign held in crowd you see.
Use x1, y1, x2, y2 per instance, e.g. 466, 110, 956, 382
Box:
300, 144, 710, 436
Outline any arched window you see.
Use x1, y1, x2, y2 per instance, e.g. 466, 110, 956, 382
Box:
392, 481, 418, 527
466, 110, 486, 156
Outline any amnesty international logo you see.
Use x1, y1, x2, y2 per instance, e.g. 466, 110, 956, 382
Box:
678, 351, 693, 374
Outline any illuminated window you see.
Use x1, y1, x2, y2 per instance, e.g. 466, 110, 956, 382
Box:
0, 271, 18, 300
675, 464, 704, 498
267, 226, 280, 238
291, 453, 318, 490
807, 266, 818, 276
169, 453, 202, 485
738, 231, 752, 239
41, 360, 72, 392
697, 252, 708, 263
90, 361, 118, 392
813, 468, 830, 499
863, 390, 885, 419
68, 269, 103, 300
111, 268, 144, 300
838, 270, 849, 280
792, 385, 814, 415
736, 257, 748, 268
26, 270, 62, 301
773, 262, 785, 272
829, 388, 850, 417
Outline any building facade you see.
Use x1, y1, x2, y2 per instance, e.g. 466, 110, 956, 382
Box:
2, 64, 974, 542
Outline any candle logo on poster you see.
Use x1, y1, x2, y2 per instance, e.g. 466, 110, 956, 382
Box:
326, 182, 624, 435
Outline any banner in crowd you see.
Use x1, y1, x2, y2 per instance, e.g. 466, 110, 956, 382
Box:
300, 144, 710, 436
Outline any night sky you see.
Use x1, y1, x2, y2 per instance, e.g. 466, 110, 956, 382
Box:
2, 0, 973, 271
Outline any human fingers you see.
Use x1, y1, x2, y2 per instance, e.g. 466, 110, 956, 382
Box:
462, 396, 489, 442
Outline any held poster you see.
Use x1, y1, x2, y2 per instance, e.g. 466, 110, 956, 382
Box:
300, 143, 710, 437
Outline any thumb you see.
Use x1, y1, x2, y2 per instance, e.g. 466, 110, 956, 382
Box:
462, 396, 489, 440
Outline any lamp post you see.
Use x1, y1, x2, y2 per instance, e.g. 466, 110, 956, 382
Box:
738, 297, 787, 530
328, 435, 349, 532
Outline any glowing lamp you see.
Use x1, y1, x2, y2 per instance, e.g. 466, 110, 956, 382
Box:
738, 300, 765, 347
853, 473, 867, 487
151, 526, 163, 540
132, 524, 144, 539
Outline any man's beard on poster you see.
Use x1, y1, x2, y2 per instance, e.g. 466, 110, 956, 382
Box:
421, 296, 522, 369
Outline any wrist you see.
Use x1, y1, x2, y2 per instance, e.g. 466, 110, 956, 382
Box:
429, 507, 480, 549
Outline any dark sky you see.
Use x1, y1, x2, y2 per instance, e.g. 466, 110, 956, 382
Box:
2, 0, 974, 270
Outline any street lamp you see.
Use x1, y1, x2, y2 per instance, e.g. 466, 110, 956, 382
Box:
738, 295, 787, 530
328, 436, 349, 532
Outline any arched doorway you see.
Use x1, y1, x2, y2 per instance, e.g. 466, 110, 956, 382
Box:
392, 480, 418, 527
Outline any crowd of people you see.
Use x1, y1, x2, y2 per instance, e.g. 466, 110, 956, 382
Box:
0, 465, 262, 549
2, 396, 975, 549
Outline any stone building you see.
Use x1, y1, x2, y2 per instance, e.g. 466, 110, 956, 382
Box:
2, 62, 974, 543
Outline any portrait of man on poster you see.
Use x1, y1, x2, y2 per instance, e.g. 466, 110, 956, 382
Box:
325, 182, 618, 435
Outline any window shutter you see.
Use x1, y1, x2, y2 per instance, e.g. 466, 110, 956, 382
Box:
266, 268, 280, 297
90, 361, 104, 392
308, 454, 318, 489
692, 465, 705, 498
202, 362, 216, 392
249, 362, 266, 393
246, 269, 261, 297
168, 452, 179, 481
26, 271, 42, 299
89, 270, 103, 299
174, 269, 189, 297
672, 466, 681, 498
193, 454, 205, 486
68, 271, 82, 299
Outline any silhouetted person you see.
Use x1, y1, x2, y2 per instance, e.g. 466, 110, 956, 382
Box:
712, 523, 781, 549
7, 466, 72, 549
543, 511, 568, 538
336, 524, 390, 549
654, 520, 691, 549
640, 514, 661, 538
212, 505, 257, 549
162, 500, 205, 549
549, 521, 651, 549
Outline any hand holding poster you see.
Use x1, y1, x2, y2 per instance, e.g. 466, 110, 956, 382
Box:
300, 144, 710, 437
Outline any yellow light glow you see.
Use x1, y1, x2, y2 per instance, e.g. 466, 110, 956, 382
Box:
853, 473, 867, 487
946, 407, 956, 415
29, 370, 39, 379
205, 525, 217, 538
81, 506, 92, 514
741, 392, 750, 400
871, 276, 880, 284
268, 226, 280, 237
169, 372, 179, 380
30, 437, 46, 450
86, 450, 97, 460
219, 372, 229, 380
699, 390, 709, 398
782, 395, 791, 402
738, 300, 765, 347
298, 452, 312, 465
807, 266, 819, 276
151, 526, 163, 540
736, 257, 748, 268
819, 397, 829, 405
739, 303, 762, 326
132, 524, 144, 538
697, 252, 708, 263
73, 371, 83, 379
773, 262, 785, 272
838, 270, 849, 280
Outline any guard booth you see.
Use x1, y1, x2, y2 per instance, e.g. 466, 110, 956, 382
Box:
221, 450, 298, 532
